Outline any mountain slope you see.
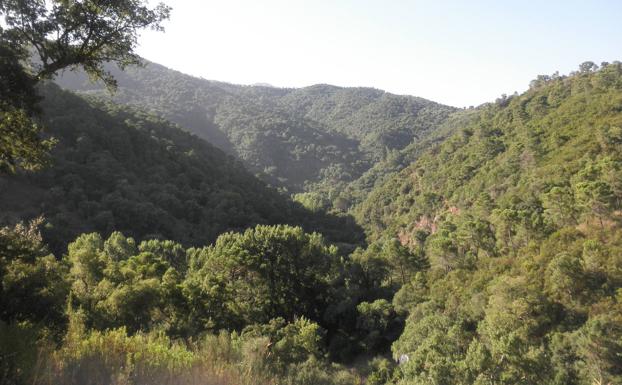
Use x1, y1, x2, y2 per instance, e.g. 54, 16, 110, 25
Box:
357, 63, 622, 241
355, 62, 622, 385
0, 84, 363, 253
303, 108, 479, 210
55, 62, 456, 193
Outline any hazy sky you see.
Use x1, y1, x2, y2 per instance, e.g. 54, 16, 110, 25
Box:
138, 0, 622, 107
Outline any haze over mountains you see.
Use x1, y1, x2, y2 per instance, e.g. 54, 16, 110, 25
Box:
56, 61, 456, 195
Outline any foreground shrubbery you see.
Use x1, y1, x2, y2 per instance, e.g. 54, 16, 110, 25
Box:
0, 221, 398, 385
0, 318, 365, 385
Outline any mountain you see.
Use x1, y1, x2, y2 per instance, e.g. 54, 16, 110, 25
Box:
357, 63, 622, 240
304, 107, 480, 210
4, 59, 622, 385
355, 62, 622, 384
0, 83, 364, 254
55, 62, 456, 195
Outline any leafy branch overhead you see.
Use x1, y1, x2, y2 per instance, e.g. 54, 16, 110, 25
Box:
0, 0, 170, 87
0, 0, 170, 172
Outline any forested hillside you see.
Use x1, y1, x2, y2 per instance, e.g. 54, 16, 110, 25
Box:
304, 109, 480, 210
3, 1, 622, 381
355, 62, 622, 385
56, 62, 456, 196
0, 83, 363, 254
5, 61, 620, 385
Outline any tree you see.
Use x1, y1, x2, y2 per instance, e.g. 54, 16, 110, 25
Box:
392, 272, 428, 314
456, 218, 497, 258
575, 181, 614, 228
242, 317, 325, 372
355, 299, 401, 353
380, 238, 428, 285
425, 225, 461, 271
0, 41, 56, 172
0, 0, 170, 172
544, 252, 586, 307
491, 208, 521, 253
0, 99, 56, 172
184, 225, 342, 330
477, 276, 555, 384
66, 232, 183, 334
348, 244, 390, 297
575, 310, 622, 385
579, 61, 598, 73
391, 312, 472, 385
0, 0, 170, 87
542, 186, 579, 227
0, 218, 68, 331
542, 186, 578, 227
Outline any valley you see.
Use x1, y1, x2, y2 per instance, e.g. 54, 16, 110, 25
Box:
1, 2, 621, 384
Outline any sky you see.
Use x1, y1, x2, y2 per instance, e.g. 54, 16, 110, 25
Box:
137, 0, 622, 107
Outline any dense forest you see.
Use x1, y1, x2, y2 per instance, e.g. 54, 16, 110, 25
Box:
356, 62, 622, 385
56, 62, 456, 204
1, 2, 622, 383
4, 63, 621, 385
0, 83, 364, 255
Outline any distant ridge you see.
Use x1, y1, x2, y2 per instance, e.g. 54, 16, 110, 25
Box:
251, 82, 275, 87
56, 60, 457, 195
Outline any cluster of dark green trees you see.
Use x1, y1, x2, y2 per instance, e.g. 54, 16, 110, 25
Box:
0, 83, 364, 255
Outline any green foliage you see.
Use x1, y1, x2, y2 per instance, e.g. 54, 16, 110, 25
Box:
0, 322, 44, 385
52, 320, 195, 385
293, 191, 332, 213
381, 238, 428, 285
0, 0, 170, 87
56, 62, 456, 195
364, 357, 397, 385
0, 43, 55, 173
1, 294, 363, 385
0, 218, 68, 331
356, 299, 401, 353
183, 225, 342, 330
357, 63, 622, 385
0, 223, 382, 384
66, 231, 183, 334
5, 54, 622, 385
242, 317, 325, 372
0, 84, 364, 253
0, 0, 170, 173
